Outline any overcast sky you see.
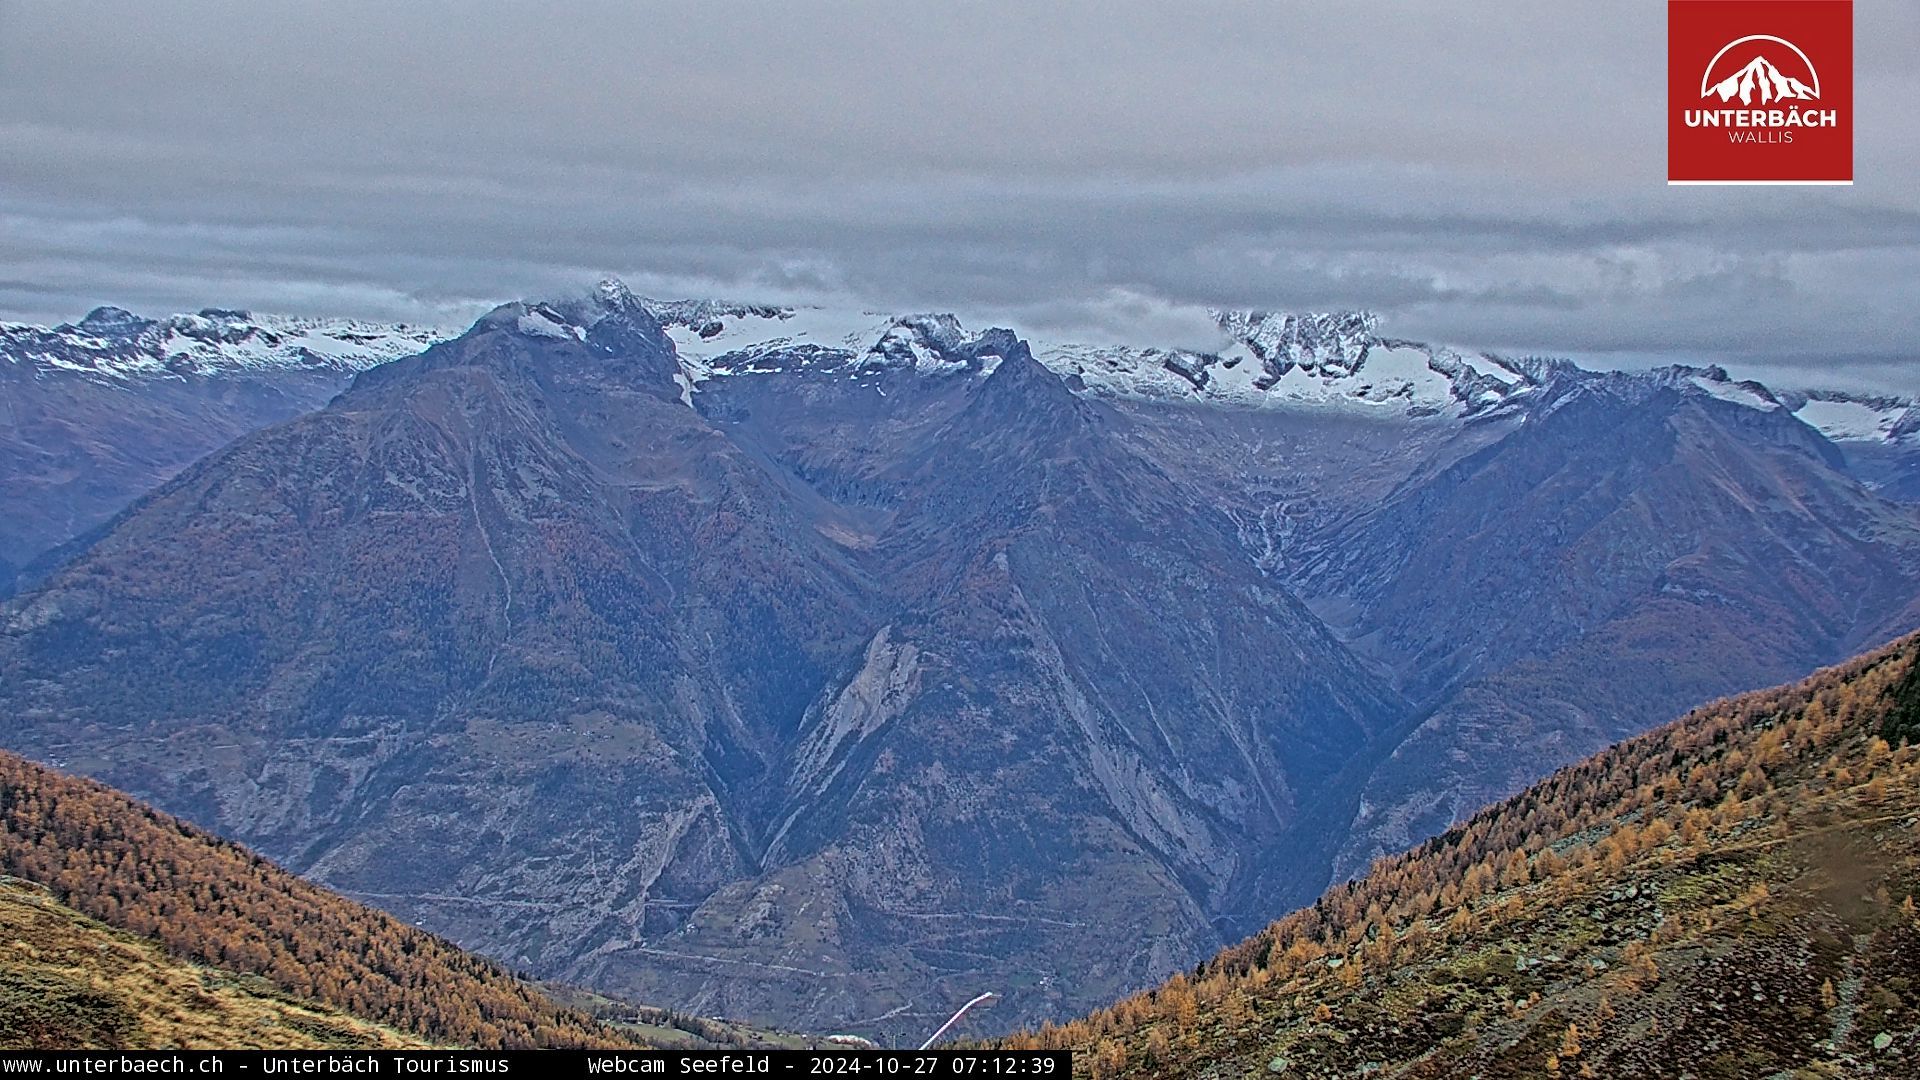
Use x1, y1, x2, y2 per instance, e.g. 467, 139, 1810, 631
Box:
1, 1, 1915, 390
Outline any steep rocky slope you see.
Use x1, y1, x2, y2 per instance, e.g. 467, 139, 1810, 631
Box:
1018, 632, 1920, 1078
604, 337, 1403, 1030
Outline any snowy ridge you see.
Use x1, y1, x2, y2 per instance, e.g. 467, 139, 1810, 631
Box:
12, 281, 1906, 444
1043, 311, 1569, 419
1038, 333, 1549, 419
1779, 389, 1920, 445
1630, 366, 1918, 447
639, 289, 1909, 437
642, 295, 1552, 421
1653, 364, 1786, 412
642, 299, 1007, 383
643, 298, 792, 340
0, 305, 442, 382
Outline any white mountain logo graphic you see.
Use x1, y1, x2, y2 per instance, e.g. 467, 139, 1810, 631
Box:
1700, 35, 1821, 105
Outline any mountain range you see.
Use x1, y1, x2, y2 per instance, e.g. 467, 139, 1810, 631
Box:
1, 280, 1916, 1037
0, 306, 437, 596
7, 292, 1913, 596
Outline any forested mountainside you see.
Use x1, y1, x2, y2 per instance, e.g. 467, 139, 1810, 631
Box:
1009, 633, 1920, 1078
0, 750, 640, 1049
0, 877, 430, 1050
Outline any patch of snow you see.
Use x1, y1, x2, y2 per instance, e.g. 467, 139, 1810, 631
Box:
1472, 354, 1522, 385
1791, 396, 1914, 444
516, 310, 580, 341
1354, 344, 1455, 404
1690, 374, 1781, 411
651, 303, 896, 370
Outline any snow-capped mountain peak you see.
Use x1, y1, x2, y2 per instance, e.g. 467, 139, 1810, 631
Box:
633, 293, 1551, 421
1, 305, 444, 382
1657, 363, 1785, 412
591, 276, 640, 311
641, 297, 793, 340
14, 284, 1906, 452
75, 305, 153, 335
646, 299, 1017, 384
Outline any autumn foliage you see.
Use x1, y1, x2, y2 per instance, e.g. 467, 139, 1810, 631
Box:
0, 751, 640, 1049
999, 632, 1920, 1075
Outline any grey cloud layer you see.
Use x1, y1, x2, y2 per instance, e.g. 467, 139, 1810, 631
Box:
1, 1, 1915, 385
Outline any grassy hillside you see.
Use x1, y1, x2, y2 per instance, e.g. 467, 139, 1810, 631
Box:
1, 877, 431, 1049
0, 749, 642, 1049
1007, 633, 1920, 1078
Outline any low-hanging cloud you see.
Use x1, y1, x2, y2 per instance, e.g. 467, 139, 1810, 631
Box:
0, 1, 1915, 389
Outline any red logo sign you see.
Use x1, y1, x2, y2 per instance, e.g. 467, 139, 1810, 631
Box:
1669, 0, 1853, 185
